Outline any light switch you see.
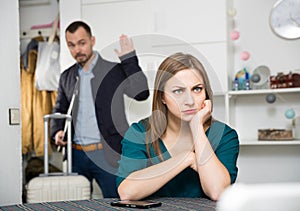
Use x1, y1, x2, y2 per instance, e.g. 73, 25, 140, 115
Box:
9, 108, 20, 125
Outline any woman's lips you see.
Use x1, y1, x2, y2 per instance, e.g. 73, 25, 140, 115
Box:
182, 109, 197, 115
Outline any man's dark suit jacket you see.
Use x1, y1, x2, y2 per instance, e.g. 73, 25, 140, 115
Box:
50, 51, 149, 166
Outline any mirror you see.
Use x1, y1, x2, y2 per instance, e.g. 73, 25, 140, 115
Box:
270, 0, 300, 39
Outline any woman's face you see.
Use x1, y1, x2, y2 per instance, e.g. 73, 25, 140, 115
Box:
163, 68, 206, 122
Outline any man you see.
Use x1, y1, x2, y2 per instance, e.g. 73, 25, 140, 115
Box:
50, 21, 149, 198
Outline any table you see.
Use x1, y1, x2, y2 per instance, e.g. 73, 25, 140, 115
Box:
0, 198, 216, 211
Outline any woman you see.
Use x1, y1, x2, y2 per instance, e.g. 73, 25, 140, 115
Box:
116, 52, 239, 201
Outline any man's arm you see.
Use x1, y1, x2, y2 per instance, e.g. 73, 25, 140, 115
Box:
115, 34, 150, 101
50, 74, 69, 142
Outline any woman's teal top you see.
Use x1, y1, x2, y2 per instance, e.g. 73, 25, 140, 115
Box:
116, 118, 239, 198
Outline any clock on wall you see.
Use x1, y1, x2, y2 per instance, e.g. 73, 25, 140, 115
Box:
270, 0, 300, 39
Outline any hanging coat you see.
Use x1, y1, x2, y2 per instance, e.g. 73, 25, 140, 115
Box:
21, 36, 57, 156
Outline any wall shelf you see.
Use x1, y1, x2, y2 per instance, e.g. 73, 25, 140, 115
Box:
225, 87, 300, 146
240, 139, 300, 146
228, 87, 300, 96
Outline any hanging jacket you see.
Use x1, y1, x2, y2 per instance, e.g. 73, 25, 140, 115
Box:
21, 36, 57, 156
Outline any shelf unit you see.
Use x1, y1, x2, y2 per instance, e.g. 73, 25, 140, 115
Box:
224, 87, 300, 146
228, 87, 300, 96
241, 139, 300, 146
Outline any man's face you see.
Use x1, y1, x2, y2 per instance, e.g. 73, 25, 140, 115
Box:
66, 26, 95, 66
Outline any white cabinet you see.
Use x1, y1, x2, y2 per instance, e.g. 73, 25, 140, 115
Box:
81, 0, 226, 44
82, 0, 153, 51
150, 0, 226, 44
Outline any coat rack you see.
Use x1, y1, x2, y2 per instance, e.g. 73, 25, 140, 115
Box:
20, 13, 60, 40
20, 28, 56, 40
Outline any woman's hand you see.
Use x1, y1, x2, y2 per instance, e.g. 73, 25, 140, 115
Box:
189, 100, 212, 137
188, 151, 198, 172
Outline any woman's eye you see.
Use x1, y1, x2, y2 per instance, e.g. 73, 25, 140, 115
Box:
173, 89, 183, 94
193, 87, 203, 93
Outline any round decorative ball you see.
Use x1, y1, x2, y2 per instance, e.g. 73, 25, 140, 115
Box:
230, 30, 240, 40
251, 73, 261, 83
266, 94, 276, 103
285, 108, 295, 119
240, 51, 250, 61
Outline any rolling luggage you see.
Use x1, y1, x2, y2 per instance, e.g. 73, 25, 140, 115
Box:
26, 113, 91, 203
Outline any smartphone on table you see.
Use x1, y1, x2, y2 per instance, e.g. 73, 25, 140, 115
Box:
111, 200, 162, 209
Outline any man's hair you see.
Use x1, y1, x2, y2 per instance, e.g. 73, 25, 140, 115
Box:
65, 21, 92, 37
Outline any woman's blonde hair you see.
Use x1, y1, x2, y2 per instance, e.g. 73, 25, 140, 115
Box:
146, 52, 214, 161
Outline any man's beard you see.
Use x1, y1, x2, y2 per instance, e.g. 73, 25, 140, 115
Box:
76, 52, 93, 67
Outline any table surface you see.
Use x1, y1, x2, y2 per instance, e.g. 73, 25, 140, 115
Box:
0, 197, 216, 211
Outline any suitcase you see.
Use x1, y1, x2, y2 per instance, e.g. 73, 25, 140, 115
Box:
26, 113, 91, 203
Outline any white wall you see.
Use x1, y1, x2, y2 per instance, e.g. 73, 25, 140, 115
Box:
231, 0, 300, 74
0, 0, 60, 205
59, 0, 81, 70
0, 0, 22, 206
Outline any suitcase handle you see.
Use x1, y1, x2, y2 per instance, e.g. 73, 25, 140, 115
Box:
44, 113, 72, 120
43, 113, 73, 176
